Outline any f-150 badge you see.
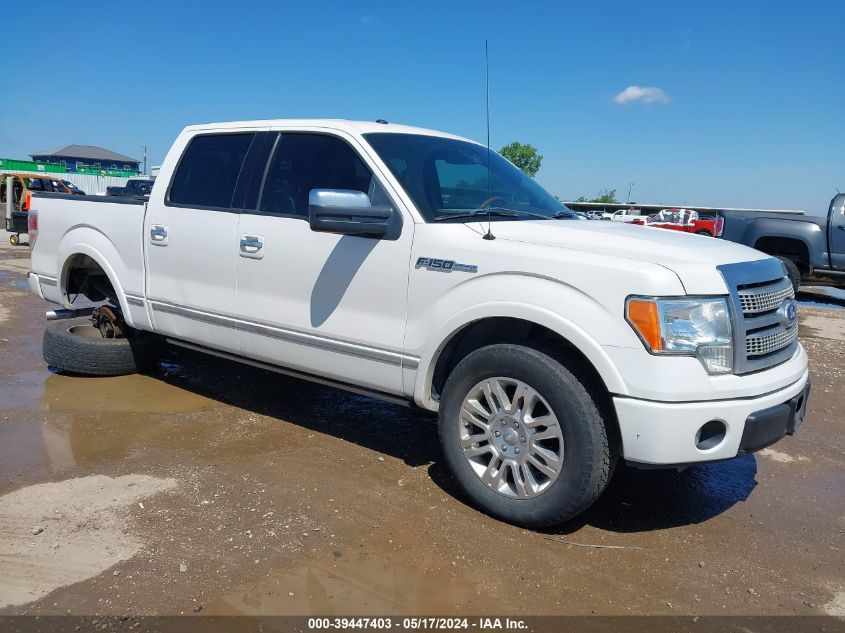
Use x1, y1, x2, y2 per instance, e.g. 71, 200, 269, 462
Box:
416, 257, 478, 273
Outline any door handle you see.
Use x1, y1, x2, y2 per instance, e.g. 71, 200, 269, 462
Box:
239, 234, 264, 259
150, 225, 168, 246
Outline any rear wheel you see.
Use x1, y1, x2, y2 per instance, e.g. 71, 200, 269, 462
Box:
43, 316, 161, 376
438, 344, 615, 527
776, 255, 801, 293
9, 234, 19, 246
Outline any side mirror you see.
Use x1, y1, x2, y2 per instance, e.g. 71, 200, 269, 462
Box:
308, 189, 394, 238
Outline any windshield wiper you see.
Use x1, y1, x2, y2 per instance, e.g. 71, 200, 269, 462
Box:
432, 208, 551, 222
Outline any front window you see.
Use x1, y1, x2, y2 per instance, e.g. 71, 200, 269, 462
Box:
364, 133, 572, 222
258, 133, 381, 217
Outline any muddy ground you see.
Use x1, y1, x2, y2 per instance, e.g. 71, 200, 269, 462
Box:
0, 240, 842, 618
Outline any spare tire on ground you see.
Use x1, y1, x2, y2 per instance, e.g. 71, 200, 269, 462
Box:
43, 317, 161, 376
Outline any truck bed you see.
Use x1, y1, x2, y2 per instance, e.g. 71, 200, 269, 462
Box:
29, 192, 147, 310
719, 208, 826, 244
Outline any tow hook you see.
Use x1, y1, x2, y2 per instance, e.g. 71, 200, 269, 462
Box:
92, 306, 125, 339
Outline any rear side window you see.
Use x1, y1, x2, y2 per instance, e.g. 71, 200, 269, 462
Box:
258, 134, 373, 216
169, 133, 254, 208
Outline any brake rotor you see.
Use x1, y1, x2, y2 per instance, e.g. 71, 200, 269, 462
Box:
92, 306, 125, 339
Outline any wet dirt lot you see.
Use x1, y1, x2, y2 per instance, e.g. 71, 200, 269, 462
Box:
0, 241, 843, 618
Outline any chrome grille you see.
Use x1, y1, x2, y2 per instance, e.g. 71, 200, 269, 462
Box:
738, 282, 794, 314
718, 259, 799, 374
747, 325, 798, 356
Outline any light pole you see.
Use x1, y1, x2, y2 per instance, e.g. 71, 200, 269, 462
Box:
143, 146, 147, 176
627, 182, 635, 204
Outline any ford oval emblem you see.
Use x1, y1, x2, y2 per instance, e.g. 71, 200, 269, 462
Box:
778, 299, 797, 328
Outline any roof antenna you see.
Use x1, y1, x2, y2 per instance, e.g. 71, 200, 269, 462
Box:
483, 40, 495, 241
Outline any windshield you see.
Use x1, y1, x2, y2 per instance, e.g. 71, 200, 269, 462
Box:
364, 133, 573, 222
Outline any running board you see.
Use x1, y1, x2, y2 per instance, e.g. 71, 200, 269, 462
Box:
164, 338, 412, 408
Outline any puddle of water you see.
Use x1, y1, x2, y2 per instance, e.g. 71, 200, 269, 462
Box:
797, 286, 845, 312
40, 373, 219, 414
0, 367, 221, 415
0, 416, 50, 482
0, 365, 223, 483
579, 457, 758, 532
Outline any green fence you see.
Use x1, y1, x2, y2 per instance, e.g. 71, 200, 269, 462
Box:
0, 158, 66, 174
0, 157, 140, 178
73, 166, 141, 177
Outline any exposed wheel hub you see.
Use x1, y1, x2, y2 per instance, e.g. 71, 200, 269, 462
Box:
92, 306, 125, 339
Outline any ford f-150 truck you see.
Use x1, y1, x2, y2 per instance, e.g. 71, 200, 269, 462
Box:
718, 194, 845, 291
26, 119, 811, 527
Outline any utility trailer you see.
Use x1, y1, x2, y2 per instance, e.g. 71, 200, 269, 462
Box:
3, 174, 28, 245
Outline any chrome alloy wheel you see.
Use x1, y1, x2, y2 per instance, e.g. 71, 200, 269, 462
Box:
458, 377, 564, 499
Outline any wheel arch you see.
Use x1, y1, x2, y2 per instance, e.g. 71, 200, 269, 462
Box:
415, 308, 629, 411
420, 314, 625, 462
57, 231, 134, 324
752, 235, 810, 272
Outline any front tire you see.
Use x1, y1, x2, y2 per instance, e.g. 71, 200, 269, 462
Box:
438, 344, 615, 527
43, 317, 161, 376
9, 234, 19, 246
775, 255, 801, 293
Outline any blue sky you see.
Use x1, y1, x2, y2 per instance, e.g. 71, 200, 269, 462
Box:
1, 0, 842, 214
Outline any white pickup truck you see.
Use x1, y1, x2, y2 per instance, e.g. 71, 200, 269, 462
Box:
26, 119, 810, 527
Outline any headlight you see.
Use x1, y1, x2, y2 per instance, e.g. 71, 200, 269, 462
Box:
626, 297, 733, 374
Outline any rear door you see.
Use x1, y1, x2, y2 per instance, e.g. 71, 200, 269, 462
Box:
144, 131, 257, 353
234, 130, 413, 395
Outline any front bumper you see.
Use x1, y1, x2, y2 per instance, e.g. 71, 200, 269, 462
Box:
614, 369, 810, 466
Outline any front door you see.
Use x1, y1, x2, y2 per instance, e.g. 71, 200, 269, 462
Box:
144, 131, 256, 353
829, 194, 845, 270
235, 131, 413, 395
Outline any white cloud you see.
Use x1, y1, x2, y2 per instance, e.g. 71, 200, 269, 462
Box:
613, 86, 671, 105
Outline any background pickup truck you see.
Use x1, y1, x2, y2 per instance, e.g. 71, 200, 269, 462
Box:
105, 177, 155, 198
25, 119, 811, 528
718, 193, 845, 290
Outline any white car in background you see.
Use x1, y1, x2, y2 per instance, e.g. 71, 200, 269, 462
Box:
603, 208, 647, 223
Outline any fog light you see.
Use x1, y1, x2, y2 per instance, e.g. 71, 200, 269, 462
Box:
696, 420, 727, 450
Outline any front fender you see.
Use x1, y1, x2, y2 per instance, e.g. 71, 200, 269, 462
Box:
408, 273, 635, 409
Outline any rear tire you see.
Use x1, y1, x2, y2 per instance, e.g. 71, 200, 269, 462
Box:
438, 344, 615, 527
43, 317, 161, 376
776, 255, 801, 293
695, 229, 712, 236
9, 234, 19, 246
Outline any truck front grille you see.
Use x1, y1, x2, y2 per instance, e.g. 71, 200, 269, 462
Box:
738, 284, 794, 314
746, 324, 798, 356
718, 259, 799, 374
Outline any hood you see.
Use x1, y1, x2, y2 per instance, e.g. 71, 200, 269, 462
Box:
469, 219, 772, 294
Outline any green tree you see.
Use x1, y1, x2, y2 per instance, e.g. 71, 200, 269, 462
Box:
499, 142, 543, 177
572, 189, 618, 203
